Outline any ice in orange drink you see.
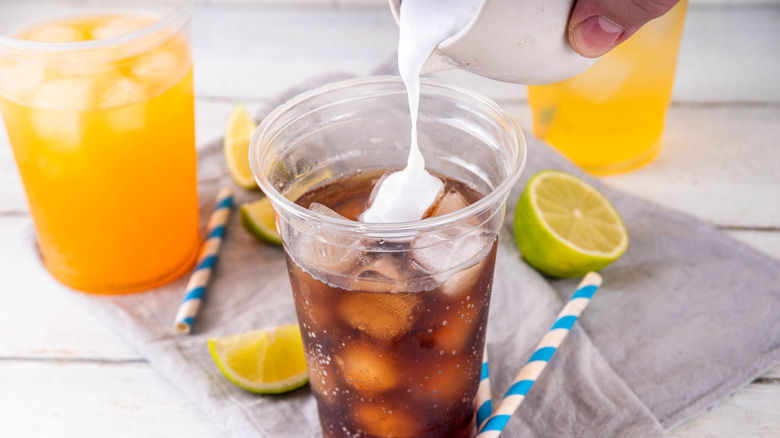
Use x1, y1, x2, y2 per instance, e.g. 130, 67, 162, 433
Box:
0, 11, 199, 293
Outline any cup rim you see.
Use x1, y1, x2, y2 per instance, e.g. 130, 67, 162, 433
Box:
251, 75, 526, 238
0, 0, 193, 52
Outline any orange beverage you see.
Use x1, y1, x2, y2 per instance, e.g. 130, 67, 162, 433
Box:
0, 5, 199, 293
527, 0, 688, 175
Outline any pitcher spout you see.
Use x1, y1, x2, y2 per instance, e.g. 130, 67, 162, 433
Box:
420, 51, 458, 75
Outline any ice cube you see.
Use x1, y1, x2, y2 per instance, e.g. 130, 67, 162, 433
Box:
31, 78, 94, 150
339, 287, 421, 340
433, 299, 484, 353
22, 25, 86, 43
419, 359, 478, 407
352, 402, 420, 436
98, 77, 147, 132
294, 202, 362, 282
130, 50, 182, 82
439, 258, 485, 297
99, 77, 147, 109
103, 103, 147, 134
364, 170, 396, 210
32, 108, 82, 151
309, 202, 348, 221
426, 187, 470, 218
347, 254, 408, 293
410, 227, 495, 285
55, 58, 117, 77
90, 17, 151, 39
33, 77, 95, 110
0, 61, 47, 103
334, 341, 399, 393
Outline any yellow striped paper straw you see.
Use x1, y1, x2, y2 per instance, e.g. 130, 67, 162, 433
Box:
174, 187, 234, 335
476, 272, 602, 437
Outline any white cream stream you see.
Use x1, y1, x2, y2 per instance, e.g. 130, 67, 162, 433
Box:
360, 0, 481, 223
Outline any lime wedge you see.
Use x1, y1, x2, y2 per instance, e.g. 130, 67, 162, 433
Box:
513, 169, 628, 278
240, 197, 282, 246
208, 324, 308, 394
223, 103, 258, 189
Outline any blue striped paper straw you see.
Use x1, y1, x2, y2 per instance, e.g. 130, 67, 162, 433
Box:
476, 272, 602, 437
475, 345, 492, 430
174, 187, 234, 334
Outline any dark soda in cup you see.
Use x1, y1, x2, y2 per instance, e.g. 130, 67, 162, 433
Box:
286, 170, 498, 437
250, 77, 525, 438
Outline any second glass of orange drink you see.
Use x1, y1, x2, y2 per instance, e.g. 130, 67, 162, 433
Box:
0, 1, 199, 293
528, 0, 688, 174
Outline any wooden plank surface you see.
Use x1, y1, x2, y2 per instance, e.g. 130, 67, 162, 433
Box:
0, 361, 223, 438
671, 382, 780, 437
1, 1, 779, 438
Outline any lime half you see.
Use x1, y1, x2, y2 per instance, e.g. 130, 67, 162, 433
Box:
223, 103, 258, 189
240, 197, 282, 246
208, 324, 308, 394
513, 169, 628, 278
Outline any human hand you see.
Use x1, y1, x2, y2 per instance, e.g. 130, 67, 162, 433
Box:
568, 0, 680, 58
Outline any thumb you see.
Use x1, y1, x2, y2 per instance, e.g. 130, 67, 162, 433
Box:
568, 0, 679, 58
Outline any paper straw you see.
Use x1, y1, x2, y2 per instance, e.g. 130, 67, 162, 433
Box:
475, 345, 493, 430
174, 187, 234, 335
476, 272, 603, 437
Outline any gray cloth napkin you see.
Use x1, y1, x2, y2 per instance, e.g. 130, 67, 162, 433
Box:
65, 72, 780, 437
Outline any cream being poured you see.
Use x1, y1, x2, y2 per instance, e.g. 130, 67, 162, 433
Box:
359, 0, 481, 224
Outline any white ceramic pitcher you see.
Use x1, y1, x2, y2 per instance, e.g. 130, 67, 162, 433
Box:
388, 0, 598, 84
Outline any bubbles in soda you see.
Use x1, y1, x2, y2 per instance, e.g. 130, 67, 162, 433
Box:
286, 169, 497, 437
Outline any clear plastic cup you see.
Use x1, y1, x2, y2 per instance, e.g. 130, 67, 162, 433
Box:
0, 0, 199, 293
250, 76, 525, 437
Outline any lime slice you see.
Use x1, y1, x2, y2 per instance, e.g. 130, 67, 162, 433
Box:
223, 103, 258, 189
208, 324, 308, 394
240, 197, 282, 246
513, 169, 628, 278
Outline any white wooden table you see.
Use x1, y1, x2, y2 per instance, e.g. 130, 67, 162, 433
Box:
1, 1, 779, 436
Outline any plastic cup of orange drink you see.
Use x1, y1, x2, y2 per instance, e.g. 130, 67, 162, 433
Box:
528, 0, 688, 175
250, 77, 525, 437
0, 1, 200, 293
